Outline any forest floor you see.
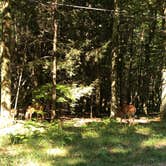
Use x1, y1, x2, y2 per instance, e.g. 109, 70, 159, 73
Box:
0, 116, 166, 166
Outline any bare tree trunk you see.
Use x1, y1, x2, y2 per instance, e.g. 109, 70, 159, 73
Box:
51, 1, 58, 120
110, 0, 119, 117
160, 7, 166, 118
14, 68, 23, 110
0, 1, 12, 119
160, 69, 166, 117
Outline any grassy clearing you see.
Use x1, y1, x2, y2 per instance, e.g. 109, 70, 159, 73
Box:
0, 119, 166, 166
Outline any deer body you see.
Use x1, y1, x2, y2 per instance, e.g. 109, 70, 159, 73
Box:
25, 106, 35, 120
115, 104, 136, 125
25, 103, 44, 120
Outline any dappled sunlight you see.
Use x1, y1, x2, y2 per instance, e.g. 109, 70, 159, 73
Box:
46, 147, 68, 157
0, 144, 51, 166
18, 160, 49, 166
26, 124, 45, 133
82, 130, 99, 139
64, 158, 86, 166
0, 122, 25, 135
155, 140, 166, 149
0, 145, 28, 156
108, 146, 129, 154
0, 119, 166, 165
71, 84, 93, 101
0, 121, 45, 136
22, 161, 40, 166
135, 127, 152, 136
141, 138, 166, 149
135, 118, 150, 124
73, 118, 101, 127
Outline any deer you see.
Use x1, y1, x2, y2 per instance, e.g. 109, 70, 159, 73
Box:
25, 103, 44, 121
115, 103, 136, 125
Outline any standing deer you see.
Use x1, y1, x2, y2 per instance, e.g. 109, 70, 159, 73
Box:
115, 103, 136, 125
25, 106, 35, 120
25, 103, 44, 120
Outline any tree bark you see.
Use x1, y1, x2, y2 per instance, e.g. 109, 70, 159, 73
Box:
51, 1, 58, 120
110, 0, 119, 117
0, 0, 12, 119
160, 7, 166, 118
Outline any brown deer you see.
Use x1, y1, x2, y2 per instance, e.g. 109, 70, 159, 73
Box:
115, 103, 136, 125
25, 106, 35, 120
25, 103, 44, 120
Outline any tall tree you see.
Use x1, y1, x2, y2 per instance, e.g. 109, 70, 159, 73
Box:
110, 0, 119, 117
51, 0, 58, 120
0, 0, 12, 119
160, 3, 166, 118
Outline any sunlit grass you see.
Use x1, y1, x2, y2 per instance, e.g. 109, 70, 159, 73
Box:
0, 119, 166, 165
135, 126, 152, 136
46, 147, 68, 157
82, 130, 100, 139
108, 146, 129, 154
141, 138, 166, 149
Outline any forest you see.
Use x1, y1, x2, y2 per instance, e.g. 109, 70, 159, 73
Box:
0, 0, 166, 120
0, 0, 166, 165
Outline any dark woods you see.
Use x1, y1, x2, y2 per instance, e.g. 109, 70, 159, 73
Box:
0, 0, 166, 121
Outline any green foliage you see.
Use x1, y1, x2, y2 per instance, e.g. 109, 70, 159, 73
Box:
60, 47, 82, 77
85, 41, 110, 63
32, 83, 74, 103
56, 84, 74, 102
9, 134, 27, 144
32, 83, 52, 101
32, 82, 95, 109
71, 84, 94, 101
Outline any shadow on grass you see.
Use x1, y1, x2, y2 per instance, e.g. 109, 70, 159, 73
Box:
1, 119, 166, 166
51, 121, 166, 166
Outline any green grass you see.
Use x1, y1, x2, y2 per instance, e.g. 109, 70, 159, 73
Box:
0, 119, 166, 166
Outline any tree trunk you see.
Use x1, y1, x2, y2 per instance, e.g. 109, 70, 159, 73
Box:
51, 1, 58, 120
160, 69, 166, 118
14, 68, 23, 110
0, 1, 12, 119
110, 0, 119, 117
160, 7, 166, 118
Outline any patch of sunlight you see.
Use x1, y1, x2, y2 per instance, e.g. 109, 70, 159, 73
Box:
0, 123, 27, 136
135, 127, 152, 136
141, 138, 166, 149
25, 123, 45, 133
19, 160, 48, 166
108, 146, 129, 154
47, 147, 68, 157
154, 139, 166, 149
22, 161, 39, 166
31, 125, 44, 131
0, 121, 45, 137
82, 130, 99, 139
66, 158, 86, 166
5, 144, 34, 157
71, 84, 93, 101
